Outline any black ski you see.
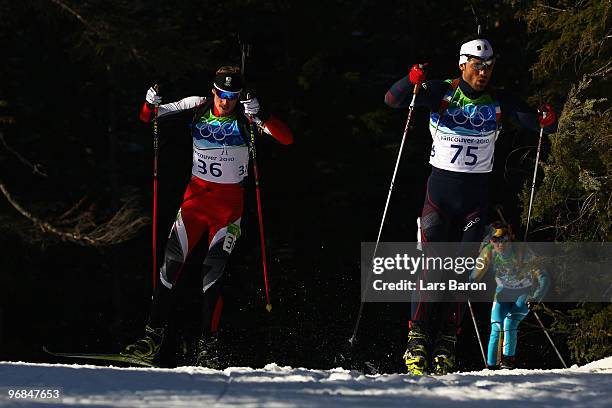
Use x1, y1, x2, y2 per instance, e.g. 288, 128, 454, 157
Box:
43, 346, 157, 367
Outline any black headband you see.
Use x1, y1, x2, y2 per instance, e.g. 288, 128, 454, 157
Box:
213, 73, 243, 93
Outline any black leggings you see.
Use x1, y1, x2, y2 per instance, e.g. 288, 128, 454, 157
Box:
411, 168, 489, 330
149, 238, 230, 335
420, 167, 489, 243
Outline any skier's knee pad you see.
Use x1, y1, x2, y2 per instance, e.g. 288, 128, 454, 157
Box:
164, 228, 186, 261
160, 258, 184, 289
159, 229, 188, 288
421, 201, 444, 242
202, 242, 230, 294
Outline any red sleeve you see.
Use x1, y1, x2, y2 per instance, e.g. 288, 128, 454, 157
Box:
262, 115, 293, 145
139, 102, 158, 123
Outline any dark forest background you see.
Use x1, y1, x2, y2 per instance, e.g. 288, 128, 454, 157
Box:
0, 0, 609, 372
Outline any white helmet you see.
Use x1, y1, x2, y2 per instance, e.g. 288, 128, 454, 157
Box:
459, 39, 494, 65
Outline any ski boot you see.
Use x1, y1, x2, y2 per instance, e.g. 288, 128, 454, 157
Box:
121, 325, 165, 365
403, 324, 430, 375
500, 355, 516, 369
431, 331, 457, 376
195, 333, 223, 369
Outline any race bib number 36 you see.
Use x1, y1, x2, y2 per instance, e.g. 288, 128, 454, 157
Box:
192, 146, 249, 184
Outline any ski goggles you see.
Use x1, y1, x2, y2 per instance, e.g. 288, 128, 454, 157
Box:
491, 235, 509, 243
468, 57, 496, 71
214, 88, 241, 100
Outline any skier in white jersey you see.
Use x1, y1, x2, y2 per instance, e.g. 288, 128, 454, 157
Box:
384, 39, 557, 375
123, 66, 293, 367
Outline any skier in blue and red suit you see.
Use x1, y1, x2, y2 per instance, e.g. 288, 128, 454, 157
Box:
123, 66, 293, 367
384, 39, 557, 375
471, 222, 550, 370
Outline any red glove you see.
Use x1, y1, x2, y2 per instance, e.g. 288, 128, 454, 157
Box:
409, 63, 427, 84
537, 103, 556, 127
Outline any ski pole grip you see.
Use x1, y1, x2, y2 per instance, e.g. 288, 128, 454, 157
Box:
244, 90, 256, 99
153, 83, 159, 147
153, 83, 160, 108
412, 63, 427, 94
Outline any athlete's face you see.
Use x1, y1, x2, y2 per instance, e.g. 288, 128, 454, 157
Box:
460, 57, 494, 91
491, 235, 510, 252
212, 89, 239, 116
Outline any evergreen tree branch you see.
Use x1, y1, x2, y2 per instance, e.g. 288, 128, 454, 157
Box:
0, 178, 149, 247
47, 0, 145, 65
0, 131, 47, 177
48, 0, 105, 38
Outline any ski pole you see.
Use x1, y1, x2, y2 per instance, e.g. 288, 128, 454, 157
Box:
240, 40, 272, 313
152, 83, 159, 291
249, 125, 271, 313
467, 299, 488, 368
349, 82, 421, 345
532, 309, 568, 368
524, 126, 544, 241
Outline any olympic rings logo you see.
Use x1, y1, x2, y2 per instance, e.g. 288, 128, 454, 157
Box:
194, 119, 238, 141
446, 103, 495, 127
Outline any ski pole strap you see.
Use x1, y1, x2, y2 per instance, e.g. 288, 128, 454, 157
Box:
413, 83, 421, 94
409, 83, 420, 108
250, 122, 256, 157
153, 83, 159, 160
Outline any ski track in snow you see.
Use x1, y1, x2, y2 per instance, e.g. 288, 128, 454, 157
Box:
0, 357, 610, 407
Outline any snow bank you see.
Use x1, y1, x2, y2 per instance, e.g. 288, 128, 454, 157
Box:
0, 358, 610, 407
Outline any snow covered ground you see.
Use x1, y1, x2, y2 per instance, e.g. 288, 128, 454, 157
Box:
0, 357, 610, 407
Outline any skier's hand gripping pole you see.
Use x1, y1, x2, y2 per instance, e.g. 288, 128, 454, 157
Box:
349, 80, 422, 346
525, 104, 556, 241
